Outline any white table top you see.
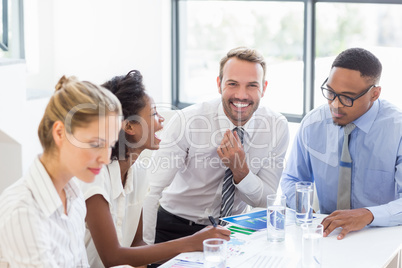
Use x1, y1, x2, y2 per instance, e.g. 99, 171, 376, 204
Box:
159, 213, 402, 268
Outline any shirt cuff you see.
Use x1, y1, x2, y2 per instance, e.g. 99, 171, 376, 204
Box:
366, 205, 389, 226
235, 170, 259, 193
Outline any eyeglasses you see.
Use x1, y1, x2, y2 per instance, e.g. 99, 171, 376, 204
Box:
321, 78, 378, 107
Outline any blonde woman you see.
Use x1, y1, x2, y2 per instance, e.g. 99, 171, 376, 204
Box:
0, 76, 122, 267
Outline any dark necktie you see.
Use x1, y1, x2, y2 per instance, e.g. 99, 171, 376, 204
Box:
337, 123, 356, 210
220, 127, 244, 220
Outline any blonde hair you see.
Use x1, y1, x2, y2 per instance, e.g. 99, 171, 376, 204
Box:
38, 75, 122, 152
219, 47, 266, 83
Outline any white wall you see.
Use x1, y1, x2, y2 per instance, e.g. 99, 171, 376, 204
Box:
0, 62, 26, 189
0, 0, 171, 191
25, 0, 171, 103
0, 62, 26, 141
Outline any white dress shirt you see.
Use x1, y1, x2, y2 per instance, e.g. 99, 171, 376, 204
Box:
143, 98, 289, 244
79, 160, 148, 268
0, 157, 89, 268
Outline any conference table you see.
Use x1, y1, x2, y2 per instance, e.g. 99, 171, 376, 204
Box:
159, 211, 402, 268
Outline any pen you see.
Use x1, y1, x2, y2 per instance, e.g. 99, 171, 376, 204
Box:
208, 215, 218, 227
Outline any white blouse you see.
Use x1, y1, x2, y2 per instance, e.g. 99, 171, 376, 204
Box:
79, 160, 149, 268
0, 157, 89, 268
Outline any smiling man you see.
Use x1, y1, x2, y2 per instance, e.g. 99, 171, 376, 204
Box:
143, 47, 289, 248
281, 47, 402, 240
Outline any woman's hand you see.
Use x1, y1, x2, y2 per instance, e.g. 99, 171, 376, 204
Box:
188, 226, 231, 251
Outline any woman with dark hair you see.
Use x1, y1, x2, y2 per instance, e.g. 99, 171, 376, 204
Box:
80, 70, 230, 268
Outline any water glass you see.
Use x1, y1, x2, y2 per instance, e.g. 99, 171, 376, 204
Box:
301, 223, 323, 268
203, 238, 227, 268
266, 194, 286, 242
296, 181, 314, 225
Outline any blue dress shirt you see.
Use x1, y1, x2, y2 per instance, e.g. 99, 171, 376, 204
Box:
281, 99, 402, 226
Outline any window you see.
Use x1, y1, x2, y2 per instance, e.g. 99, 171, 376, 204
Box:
314, 2, 402, 109
173, 0, 402, 122
0, 0, 24, 60
0, 0, 8, 52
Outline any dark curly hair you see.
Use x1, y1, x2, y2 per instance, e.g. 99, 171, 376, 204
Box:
102, 70, 148, 160
332, 48, 382, 84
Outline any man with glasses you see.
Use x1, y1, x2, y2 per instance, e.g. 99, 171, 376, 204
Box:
281, 47, 402, 240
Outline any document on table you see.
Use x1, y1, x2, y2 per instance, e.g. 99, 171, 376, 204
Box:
226, 230, 268, 267
220, 210, 267, 230
162, 229, 268, 268
162, 209, 300, 268
246, 255, 287, 267
221, 208, 297, 230
165, 257, 203, 268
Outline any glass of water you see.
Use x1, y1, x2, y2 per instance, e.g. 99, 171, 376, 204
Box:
267, 194, 286, 242
295, 181, 314, 225
203, 238, 227, 268
301, 223, 323, 268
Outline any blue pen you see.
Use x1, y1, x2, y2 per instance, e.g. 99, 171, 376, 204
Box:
208, 216, 218, 227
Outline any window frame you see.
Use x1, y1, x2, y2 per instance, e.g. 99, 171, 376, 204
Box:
171, 0, 402, 122
0, 0, 8, 51
0, 0, 24, 59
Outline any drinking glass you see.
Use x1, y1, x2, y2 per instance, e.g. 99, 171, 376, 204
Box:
301, 223, 323, 268
203, 238, 227, 268
296, 181, 314, 225
267, 194, 286, 242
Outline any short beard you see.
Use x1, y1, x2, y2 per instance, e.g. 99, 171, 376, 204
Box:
332, 120, 346, 127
